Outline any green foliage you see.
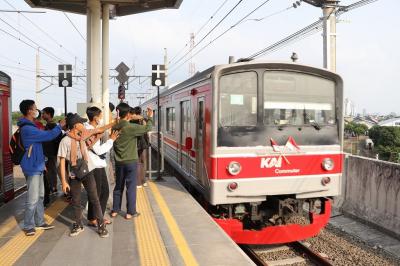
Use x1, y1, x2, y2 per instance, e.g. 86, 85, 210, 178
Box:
344, 122, 368, 136
369, 126, 400, 162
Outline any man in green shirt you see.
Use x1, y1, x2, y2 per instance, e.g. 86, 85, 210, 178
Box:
111, 103, 153, 219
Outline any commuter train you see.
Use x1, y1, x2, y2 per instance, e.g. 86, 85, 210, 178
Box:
0, 71, 14, 203
141, 61, 343, 244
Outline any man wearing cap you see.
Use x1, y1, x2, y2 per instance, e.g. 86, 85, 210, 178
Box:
58, 113, 109, 238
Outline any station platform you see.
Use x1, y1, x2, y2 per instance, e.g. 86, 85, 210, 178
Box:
0, 176, 254, 266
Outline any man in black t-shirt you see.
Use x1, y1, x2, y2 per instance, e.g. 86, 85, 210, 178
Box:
42, 107, 62, 201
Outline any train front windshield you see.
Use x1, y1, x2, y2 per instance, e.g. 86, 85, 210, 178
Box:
218, 70, 339, 147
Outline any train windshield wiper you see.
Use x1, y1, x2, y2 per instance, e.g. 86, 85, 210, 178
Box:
310, 121, 322, 130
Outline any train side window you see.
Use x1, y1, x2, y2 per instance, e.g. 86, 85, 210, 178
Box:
166, 107, 175, 135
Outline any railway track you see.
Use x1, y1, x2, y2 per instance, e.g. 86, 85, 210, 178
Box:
241, 241, 333, 266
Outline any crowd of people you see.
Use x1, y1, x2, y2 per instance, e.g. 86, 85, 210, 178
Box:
17, 99, 153, 238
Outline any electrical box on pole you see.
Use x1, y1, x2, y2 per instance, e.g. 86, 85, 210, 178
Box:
118, 84, 126, 100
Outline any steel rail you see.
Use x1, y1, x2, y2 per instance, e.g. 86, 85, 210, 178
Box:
290, 241, 333, 266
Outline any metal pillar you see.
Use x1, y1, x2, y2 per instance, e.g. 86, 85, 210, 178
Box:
86, 7, 91, 101
87, 0, 101, 103
322, 1, 337, 72
35, 47, 40, 106
102, 4, 110, 124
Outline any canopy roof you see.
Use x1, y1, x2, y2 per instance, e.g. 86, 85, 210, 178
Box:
24, 0, 183, 16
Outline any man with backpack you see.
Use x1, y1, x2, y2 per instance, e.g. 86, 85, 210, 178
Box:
16, 100, 65, 236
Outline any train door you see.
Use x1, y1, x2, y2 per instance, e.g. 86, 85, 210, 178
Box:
195, 97, 207, 186
179, 100, 191, 173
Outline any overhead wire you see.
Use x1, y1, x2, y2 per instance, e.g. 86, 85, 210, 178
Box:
3, 0, 86, 68
169, 0, 245, 68
244, 0, 378, 60
168, 0, 229, 64
63, 12, 86, 42
169, 0, 273, 75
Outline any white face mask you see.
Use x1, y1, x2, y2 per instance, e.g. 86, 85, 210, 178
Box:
34, 110, 40, 119
98, 118, 104, 125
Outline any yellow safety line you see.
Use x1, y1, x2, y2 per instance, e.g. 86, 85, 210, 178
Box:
0, 217, 18, 238
148, 182, 199, 266
135, 188, 170, 266
0, 199, 68, 266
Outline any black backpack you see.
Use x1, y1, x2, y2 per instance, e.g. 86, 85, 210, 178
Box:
9, 124, 32, 165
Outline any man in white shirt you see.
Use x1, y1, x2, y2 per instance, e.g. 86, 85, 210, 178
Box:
85, 106, 119, 227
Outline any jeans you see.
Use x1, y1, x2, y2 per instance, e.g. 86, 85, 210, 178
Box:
70, 172, 104, 227
24, 174, 45, 230
87, 168, 109, 221
113, 163, 137, 215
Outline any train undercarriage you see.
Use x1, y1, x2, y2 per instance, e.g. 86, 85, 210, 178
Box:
210, 197, 331, 244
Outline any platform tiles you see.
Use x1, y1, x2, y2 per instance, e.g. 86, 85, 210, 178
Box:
0, 176, 254, 266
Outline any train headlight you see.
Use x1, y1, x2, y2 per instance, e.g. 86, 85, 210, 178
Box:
322, 158, 334, 171
227, 161, 241, 176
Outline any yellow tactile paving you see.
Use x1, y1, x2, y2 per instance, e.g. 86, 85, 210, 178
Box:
0, 199, 68, 266
0, 217, 18, 238
135, 187, 170, 266
148, 181, 199, 266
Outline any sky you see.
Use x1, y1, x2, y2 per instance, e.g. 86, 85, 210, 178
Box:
0, 0, 398, 115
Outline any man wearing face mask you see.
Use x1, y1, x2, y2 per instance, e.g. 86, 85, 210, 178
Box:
58, 113, 109, 238
17, 100, 66, 236
84, 106, 119, 227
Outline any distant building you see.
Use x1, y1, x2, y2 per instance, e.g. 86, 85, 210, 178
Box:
352, 117, 377, 129
378, 117, 400, 127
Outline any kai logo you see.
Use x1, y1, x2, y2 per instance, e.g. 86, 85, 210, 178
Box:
260, 157, 283, 168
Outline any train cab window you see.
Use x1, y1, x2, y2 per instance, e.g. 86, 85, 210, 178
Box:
263, 71, 336, 127
166, 107, 175, 135
219, 71, 257, 127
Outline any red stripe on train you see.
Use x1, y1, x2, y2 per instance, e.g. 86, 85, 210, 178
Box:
210, 153, 343, 179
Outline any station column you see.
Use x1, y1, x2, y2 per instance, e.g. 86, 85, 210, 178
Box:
87, 0, 102, 104
102, 3, 110, 123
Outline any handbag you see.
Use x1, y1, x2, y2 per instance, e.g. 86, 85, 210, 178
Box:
71, 158, 90, 180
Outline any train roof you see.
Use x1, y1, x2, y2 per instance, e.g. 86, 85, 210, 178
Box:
0, 71, 11, 87
142, 60, 342, 106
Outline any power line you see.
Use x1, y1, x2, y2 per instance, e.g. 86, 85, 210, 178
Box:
63, 12, 86, 42
169, 0, 229, 64
245, 0, 379, 60
170, 0, 244, 68
3, 0, 86, 67
169, 0, 273, 75
0, 63, 37, 73
0, 20, 65, 63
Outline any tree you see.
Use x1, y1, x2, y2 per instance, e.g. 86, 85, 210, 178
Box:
369, 126, 400, 162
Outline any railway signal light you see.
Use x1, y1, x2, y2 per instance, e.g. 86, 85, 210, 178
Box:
118, 84, 125, 100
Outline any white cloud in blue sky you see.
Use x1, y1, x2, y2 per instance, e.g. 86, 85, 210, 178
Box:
0, 0, 398, 115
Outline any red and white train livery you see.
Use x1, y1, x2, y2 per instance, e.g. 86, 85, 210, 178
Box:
142, 61, 343, 244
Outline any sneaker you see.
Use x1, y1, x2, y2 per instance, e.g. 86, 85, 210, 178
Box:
69, 223, 84, 237
24, 228, 36, 236
36, 223, 55, 230
143, 182, 148, 187
98, 224, 109, 238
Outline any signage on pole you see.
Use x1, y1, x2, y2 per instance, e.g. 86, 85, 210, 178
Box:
115, 62, 130, 84
152, 64, 165, 87
58, 64, 72, 87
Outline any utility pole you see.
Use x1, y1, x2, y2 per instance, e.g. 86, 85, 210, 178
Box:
189, 33, 196, 77
304, 0, 339, 72
35, 47, 40, 106
164, 48, 168, 87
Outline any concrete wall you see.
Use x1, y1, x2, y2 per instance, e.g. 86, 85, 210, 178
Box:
341, 155, 400, 236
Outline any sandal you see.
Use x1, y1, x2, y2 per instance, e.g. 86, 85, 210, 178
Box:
104, 219, 112, 225
110, 212, 118, 218
125, 214, 132, 220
